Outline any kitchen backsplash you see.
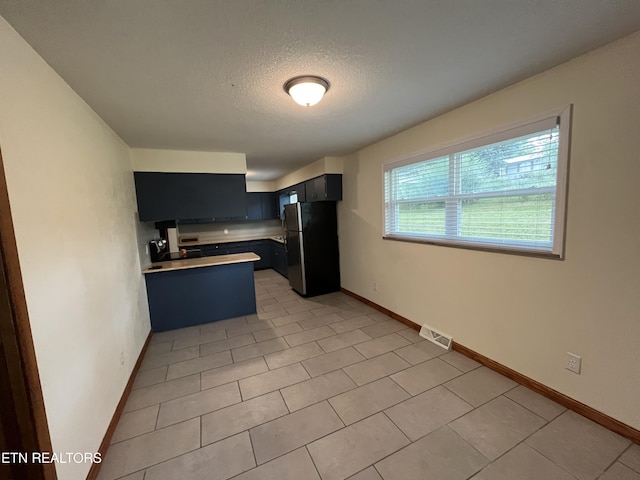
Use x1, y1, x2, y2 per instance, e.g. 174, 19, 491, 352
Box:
178, 219, 282, 245
135, 213, 159, 269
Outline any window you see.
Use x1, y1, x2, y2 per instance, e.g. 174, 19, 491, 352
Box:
383, 106, 571, 257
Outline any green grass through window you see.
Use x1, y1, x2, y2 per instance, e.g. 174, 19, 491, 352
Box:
396, 195, 553, 242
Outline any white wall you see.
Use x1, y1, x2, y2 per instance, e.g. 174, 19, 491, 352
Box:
131, 148, 246, 173
274, 156, 344, 190
339, 31, 640, 429
246, 180, 276, 192
0, 17, 151, 480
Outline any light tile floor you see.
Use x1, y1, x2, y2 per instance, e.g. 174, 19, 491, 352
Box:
98, 269, 639, 480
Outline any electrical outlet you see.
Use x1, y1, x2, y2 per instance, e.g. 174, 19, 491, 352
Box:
566, 352, 581, 374
119, 351, 125, 366
145, 244, 149, 255
373, 282, 379, 292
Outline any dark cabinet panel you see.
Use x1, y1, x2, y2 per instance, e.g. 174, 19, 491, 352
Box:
134, 172, 247, 222
277, 191, 289, 219
249, 240, 271, 270
292, 183, 306, 202
145, 262, 256, 331
304, 176, 324, 202
201, 240, 271, 270
305, 174, 342, 202
200, 244, 228, 256
246, 192, 278, 221
197, 239, 288, 275
246, 193, 263, 221
275, 175, 343, 217
261, 193, 279, 220
270, 241, 287, 278
276, 183, 307, 218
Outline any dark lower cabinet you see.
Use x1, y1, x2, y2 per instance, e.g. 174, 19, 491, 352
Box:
200, 244, 222, 256
200, 243, 251, 256
144, 262, 257, 331
199, 239, 282, 273
270, 241, 287, 278
249, 241, 271, 270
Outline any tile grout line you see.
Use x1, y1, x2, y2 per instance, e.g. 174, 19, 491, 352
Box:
446, 422, 493, 463
139, 328, 457, 412
500, 383, 567, 422
618, 444, 640, 473
519, 427, 583, 479
113, 274, 628, 480
386, 372, 414, 398
153, 402, 161, 433
108, 421, 205, 479
439, 388, 563, 477
304, 444, 324, 480
246, 428, 259, 472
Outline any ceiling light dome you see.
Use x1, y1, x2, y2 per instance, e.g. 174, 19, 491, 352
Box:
284, 76, 330, 107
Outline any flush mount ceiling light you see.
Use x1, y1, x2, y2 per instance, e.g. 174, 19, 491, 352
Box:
284, 75, 330, 107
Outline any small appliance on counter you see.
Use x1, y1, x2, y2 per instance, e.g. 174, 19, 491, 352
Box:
149, 238, 203, 262
149, 239, 168, 262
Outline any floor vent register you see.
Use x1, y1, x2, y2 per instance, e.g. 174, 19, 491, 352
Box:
419, 324, 453, 350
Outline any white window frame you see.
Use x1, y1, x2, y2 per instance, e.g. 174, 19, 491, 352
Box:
382, 105, 572, 258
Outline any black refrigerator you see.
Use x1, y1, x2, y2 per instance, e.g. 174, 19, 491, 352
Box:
284, 202, 340, 297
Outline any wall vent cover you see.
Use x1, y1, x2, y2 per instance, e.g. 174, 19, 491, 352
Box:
419, 324, 453, 350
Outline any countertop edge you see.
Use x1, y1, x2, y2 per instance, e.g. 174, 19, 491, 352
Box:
142, 252, 260, 274
179, 235, 284, 247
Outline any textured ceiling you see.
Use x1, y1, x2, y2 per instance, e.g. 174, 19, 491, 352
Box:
1, 1, 640, 180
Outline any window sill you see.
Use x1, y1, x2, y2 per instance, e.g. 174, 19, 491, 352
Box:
382, 235, 563, 260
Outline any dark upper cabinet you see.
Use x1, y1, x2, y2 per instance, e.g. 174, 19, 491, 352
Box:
276, 182, 308, 218
134, 172, 247, 222
292, 183, 306, 202
277, 190, 289, 219
246, 192, 278, 221
277, 183, 305, 203
249, 174, 343, 222
305, 176, 324, 201
262, 193, 279, 220
305, 174, 343, 202
246, 193, 263, 221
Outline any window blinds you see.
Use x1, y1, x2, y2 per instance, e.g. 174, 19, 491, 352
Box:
383, 110, 569, 256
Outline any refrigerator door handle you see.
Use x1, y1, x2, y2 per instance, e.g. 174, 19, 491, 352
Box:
282, 216, 287, 250
296, 201, 303, 231
298, 231, 307, 294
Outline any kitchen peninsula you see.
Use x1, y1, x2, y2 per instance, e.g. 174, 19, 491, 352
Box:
142, 252, 259, 331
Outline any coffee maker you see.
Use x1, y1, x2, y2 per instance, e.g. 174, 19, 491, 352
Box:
149, 239, 168, 262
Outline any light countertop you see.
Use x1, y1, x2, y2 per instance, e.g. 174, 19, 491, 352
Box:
179, 235, 285, 246
142, 252, 260, 275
